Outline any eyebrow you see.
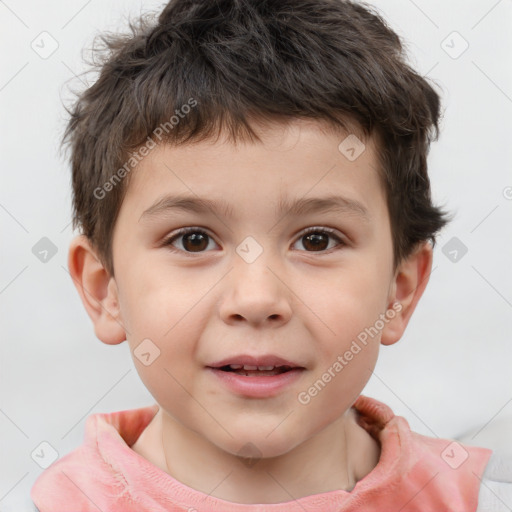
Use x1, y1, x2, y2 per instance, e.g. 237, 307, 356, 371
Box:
139, 193, 370, 223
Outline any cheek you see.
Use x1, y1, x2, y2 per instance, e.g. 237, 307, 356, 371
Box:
309, 260, 389, 400
118, 263, 202, 336
128, 314, 203, 411
308, 270, 389, 346
295, 342, 379, 441
118, 272, 206, 384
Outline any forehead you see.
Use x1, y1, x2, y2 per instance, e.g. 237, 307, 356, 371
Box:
119, 119, 385, 226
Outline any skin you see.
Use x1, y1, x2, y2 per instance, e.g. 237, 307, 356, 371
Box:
68, 119, 433, 504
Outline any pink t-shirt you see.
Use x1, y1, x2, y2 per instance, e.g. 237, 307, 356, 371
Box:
31, 395, 492, 511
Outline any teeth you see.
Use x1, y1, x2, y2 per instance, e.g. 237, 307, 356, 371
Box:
227, 364, 290, 371
227, 364, 278, 371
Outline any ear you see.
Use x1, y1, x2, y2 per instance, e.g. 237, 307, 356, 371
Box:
67, 234, 126, 345
381, 241, 433, 346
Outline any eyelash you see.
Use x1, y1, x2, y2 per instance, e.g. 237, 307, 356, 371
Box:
162, 226, 347, 256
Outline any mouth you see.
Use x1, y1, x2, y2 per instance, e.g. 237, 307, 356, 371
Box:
214, 364, 298, 377
206, 355, 306, 397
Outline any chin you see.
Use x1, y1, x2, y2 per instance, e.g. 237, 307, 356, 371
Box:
217, 431, 301, 461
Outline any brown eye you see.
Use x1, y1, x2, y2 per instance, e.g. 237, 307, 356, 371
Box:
164, 228, 217, 254
302, 232, 329, 251
181, 232, 209, 252
293, 228, 345, 253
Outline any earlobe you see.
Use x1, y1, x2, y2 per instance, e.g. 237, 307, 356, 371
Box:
67, 235, 127, 345
380, 241, 433, 346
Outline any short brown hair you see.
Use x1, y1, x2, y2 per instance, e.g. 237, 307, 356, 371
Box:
64, 0, 451, 278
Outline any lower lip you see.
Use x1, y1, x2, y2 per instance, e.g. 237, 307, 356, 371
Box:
206, 368, 305, 398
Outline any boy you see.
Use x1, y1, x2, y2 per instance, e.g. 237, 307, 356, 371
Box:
30, 0, 511, 510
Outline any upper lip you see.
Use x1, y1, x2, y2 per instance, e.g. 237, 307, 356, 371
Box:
207, 354, 305, 369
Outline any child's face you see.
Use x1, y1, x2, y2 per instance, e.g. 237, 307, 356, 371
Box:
83, 119, 423, 458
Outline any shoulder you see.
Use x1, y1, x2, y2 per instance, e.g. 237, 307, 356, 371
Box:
30, 441, 116, 511
476, 451, 512, 512
30, 405, 157, 512
30, 450, 104, 512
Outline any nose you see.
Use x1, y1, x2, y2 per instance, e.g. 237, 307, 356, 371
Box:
218, 254, 293, 328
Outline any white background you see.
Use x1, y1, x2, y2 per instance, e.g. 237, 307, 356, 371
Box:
1, 0, 511, 509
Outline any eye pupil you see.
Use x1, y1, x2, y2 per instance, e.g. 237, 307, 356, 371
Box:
184, 233, 208, 252
303, 233, 328, 251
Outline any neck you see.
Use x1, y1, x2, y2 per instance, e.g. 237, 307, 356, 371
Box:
133, 406, 381, 504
